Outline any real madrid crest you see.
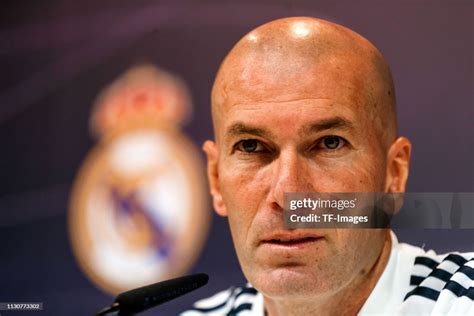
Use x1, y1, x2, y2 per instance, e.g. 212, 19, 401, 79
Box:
68, 65, 210, 295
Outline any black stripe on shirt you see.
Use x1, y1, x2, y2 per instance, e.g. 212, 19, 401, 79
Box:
467, 287, 474, 300
188, 287, 237, 313
456, 264, 474, 280
410, 268, 452, 286
235, 287, 258, 299
428, 268, 452, 283
185, 286, 258, 314
406, 283, 474, 302
410, 275, 425, 286
404, 286, 440, 301
229, 303, 252, 315
414, 256, 439, 270
443, 280, 473, 300
444, 254, 469, 267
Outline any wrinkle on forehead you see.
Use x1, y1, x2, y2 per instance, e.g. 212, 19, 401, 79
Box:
211, 17, 397, 147
226, 97, 334, 109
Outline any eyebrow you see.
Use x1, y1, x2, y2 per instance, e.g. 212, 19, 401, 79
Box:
226, 123, 274, 139
300, 117, 355, 135
225, 116, 355, 140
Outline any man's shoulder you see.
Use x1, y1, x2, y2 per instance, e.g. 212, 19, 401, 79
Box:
398, 245, 474, 315
180, 284, 260, 316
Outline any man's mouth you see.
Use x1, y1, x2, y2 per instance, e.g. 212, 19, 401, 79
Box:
260, 232, 324, 247
267, 237, 318, 244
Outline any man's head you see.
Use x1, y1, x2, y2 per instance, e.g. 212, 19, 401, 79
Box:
203, 17, 411, 300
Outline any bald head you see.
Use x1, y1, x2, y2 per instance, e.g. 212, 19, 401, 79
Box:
211, 17, 397, 147
203, 19, 411, 308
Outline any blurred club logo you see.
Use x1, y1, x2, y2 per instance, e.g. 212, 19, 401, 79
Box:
68, 65, 209, 295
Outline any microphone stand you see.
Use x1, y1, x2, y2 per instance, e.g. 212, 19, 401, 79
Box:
95, 273, 209, 316
96, 302, 120, 315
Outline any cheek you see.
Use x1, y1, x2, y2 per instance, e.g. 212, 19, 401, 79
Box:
310, 161, 381, 192
333, 230, 385, 264
308, 151, 385, 192
218, 159, 271, 240
219, 162, 267, 206
219, 155, 272, 204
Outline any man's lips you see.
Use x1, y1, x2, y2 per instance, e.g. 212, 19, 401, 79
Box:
259, 231, 324, 246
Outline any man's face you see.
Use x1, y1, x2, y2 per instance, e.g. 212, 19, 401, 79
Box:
205, 25, 402, 299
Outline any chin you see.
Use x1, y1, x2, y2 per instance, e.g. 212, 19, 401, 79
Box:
249, 265, 334, 299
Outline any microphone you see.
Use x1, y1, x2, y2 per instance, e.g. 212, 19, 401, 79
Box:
95, 273, 209, 316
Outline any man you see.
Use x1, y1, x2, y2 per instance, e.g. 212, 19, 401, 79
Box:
182, 17, 473, 315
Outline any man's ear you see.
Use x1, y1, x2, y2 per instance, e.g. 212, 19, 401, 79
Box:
203, 140, 228, 216
385, 137, 412, 193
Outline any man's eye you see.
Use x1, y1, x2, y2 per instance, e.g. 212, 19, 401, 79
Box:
235, 139, 266, 153
317, 136, 346, 150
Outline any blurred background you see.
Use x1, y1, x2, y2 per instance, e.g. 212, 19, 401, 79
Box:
0, 0, 472, 315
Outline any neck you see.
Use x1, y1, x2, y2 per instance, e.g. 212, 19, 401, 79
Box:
263, 231, 392, 316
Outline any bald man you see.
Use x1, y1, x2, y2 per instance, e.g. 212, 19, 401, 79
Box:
182, 17, 473, 316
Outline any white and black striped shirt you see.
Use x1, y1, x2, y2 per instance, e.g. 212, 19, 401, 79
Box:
181, 285, 261, 315
181, 232, 473, 315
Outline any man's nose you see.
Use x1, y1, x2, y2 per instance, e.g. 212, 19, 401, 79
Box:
268, 149, 312, 208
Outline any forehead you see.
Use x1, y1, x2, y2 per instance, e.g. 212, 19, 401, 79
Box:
221, 49, 370, 103
221, 99, 361, 142
215, 57, 375, 139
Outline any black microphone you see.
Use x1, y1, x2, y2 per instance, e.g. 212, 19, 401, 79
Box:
95, 273, 209, 316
